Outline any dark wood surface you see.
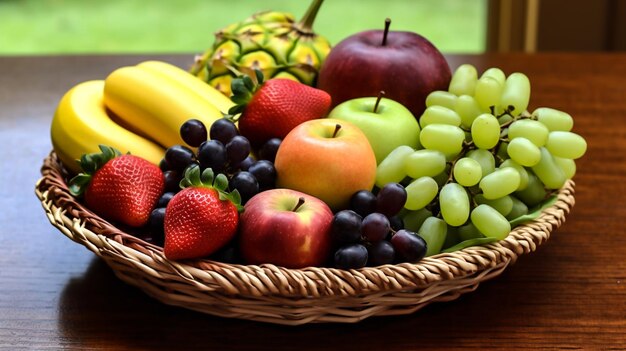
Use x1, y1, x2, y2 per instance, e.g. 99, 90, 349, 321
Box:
1, 54, 625, 350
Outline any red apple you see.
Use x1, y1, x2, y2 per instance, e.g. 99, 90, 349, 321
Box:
239, 189, 333, 268
274, 118, 377, 210
317, 19, 451, 119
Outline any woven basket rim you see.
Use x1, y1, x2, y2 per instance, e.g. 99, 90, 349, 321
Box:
35, 151, 575, 300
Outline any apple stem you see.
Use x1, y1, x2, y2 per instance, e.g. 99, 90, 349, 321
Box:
332, 124, 342, 138
293, 197, 306, 212
373, 91, 385, 113
382, 18, 391, 46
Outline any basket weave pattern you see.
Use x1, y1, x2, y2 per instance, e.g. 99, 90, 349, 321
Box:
35, 152, 575, 325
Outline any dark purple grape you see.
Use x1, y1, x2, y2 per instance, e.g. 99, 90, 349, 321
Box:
159, 158, 170, 172
163, 170, 182, 193
157, 192, 175, 208
391, 230, 427, 263
148, 207, 166, 245
376, 182, 407, 217
238, 156, 255, 171
225, 135, 251, 166
361, 213, 390, 242
209, 118, 238, 144
248, 160, 276, 190
180, 119, 207, 147
331, 210, 362, 244
367, 240, 395, 266
198, 140, 227, 173
258, 138, 282, 162
229, 171, 259, 204
350, 190, 378, 217
389, 215, 404, 232
164, 145, 195, 172
209, 244, 241, 264
334, 244, 368, 270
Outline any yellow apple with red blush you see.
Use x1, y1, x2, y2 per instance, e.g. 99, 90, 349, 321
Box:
274, 118, 377, 210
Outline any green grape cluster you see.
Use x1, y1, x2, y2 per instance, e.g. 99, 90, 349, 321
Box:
376, 64, 587, 255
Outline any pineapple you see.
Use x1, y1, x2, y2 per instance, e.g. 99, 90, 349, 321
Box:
190, 0, 331, 96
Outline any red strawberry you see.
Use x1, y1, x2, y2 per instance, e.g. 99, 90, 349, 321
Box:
69, 145, 164, 227
228, 70, 331, 147
163, 165, 242, 260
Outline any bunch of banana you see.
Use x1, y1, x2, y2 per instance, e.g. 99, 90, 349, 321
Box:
189, 0, 331, 96
51, 61, 234, 174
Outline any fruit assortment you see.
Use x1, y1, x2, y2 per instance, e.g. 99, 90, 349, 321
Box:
49, 0, 587, 271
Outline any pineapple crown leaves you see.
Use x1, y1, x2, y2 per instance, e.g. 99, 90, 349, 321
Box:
225, 69, 265, 121
68, 145, 123, 197
179, 164, 244, 213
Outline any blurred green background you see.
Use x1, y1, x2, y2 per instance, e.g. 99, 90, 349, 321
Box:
0, 0, 487, 55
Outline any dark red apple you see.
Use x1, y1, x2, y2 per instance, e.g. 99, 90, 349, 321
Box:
317, 19, 451, 118
239, 189, 333, 268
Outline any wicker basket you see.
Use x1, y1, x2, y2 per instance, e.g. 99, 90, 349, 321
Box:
35, 152, 575, 325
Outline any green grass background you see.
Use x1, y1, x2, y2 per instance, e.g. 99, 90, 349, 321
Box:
0, 0, 486, 55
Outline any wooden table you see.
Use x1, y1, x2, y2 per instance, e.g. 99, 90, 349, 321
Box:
1, 54, 624, 350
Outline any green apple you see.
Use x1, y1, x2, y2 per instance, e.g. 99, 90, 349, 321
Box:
327, 94, 421, 164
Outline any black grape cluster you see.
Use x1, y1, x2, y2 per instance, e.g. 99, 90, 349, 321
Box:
147, 118, 281, 243
332, 183, 427, 269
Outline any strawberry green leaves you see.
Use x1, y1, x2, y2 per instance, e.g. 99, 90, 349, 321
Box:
227, 69, 265, 119
69, 145, 123, 197
180, 165, 243, 212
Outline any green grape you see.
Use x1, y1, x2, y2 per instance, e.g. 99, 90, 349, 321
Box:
531, 147, 566, 189
475, 194, 513, 216
495, 141, 509, 163
420, 124, 465, 159
464, 130, 472, 143
426, 90, 458, 110
471, 113, 500, 149
457, 222, 483, 241
479, 167, 521, 199
500, 72, 530, 116
554, 156, 576, 179
405, 177, 439, 211
449, 64, 478, 96
439, 183, 470, 226
432, 169, 450, 187
481, 67, 506, 86
545, 131, 587, 159
506, 196, 529, 220
532, 107, 573, 131
474, 76, 503, 112
443, 225, 461, 249
499, 159, 529, 190
420, 105, 462, 127
467, 149, 496, 176
405, 149, 447, 179
376, 145, 414, 188
453, 157, 482, 187
507, 137, 541, 166
418, 217, 447, 256
508, 119, 549, 147
515, 173, 547, 207
455, 95, 483, 128
498, 114, 514, 125
401, 208, 432, 232
471, 204, 511, 240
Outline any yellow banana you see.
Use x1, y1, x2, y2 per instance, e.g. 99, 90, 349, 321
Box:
103, 64, 225, 149
51, 80, 166, 174
136, 60, 234, 114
